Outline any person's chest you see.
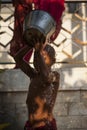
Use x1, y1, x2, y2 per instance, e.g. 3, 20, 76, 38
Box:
29, 76, 58, 99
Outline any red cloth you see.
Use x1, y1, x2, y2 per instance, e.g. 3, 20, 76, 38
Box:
10, 0, 32, 57
10, 0, 65, 65
33, 0, 65, 41
24, 118, 57, 130
33, 0, 65, 23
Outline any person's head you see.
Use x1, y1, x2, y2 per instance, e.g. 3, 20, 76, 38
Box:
23, 28, 46, 47
41, 44, 56, 67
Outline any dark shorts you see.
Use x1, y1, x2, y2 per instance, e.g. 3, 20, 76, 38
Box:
24, 118, 57, 130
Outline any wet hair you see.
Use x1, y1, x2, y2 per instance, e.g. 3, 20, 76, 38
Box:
23, 28, 46, 47
44, 44, 56, 65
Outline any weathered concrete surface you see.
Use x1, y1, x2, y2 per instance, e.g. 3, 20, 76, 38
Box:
0, 69, 29, 92
0, 68, 87, 130
0, 68, 87, 92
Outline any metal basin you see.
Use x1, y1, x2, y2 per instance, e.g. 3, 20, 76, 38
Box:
23, 10, 56, 38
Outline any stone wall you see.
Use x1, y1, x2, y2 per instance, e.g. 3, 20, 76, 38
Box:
0, 68, 87, 130
54, 90, 87, 130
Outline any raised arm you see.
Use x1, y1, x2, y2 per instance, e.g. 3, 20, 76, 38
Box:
14, 45, 37, 78
34, 43, 60, 84
34, 50, 49, 78
33, 43, 51, 82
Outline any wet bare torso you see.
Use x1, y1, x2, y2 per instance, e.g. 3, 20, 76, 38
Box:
26, 71, 59, 127
14, 46, 60, 127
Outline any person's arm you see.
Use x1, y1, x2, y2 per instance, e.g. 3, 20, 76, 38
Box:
34, 43, 60, 84
33, 43, 49, 80
14, 45, 37, 78
34, 51, 49, 79
34, 49, 60, 84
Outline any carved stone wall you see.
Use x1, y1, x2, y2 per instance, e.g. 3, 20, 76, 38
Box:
0, 2, 87, 69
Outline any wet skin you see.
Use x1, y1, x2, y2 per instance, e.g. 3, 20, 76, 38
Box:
14, 45, 60, 128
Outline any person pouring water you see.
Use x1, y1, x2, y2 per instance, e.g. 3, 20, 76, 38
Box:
11, 1, 65, 130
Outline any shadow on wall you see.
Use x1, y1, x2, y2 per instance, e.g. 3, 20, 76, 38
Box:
0, 111, 20, 130
0, 92, 28, 130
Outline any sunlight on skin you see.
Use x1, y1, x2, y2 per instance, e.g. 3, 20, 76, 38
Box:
30, 96, 48, 128
34, 96, 47, 120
